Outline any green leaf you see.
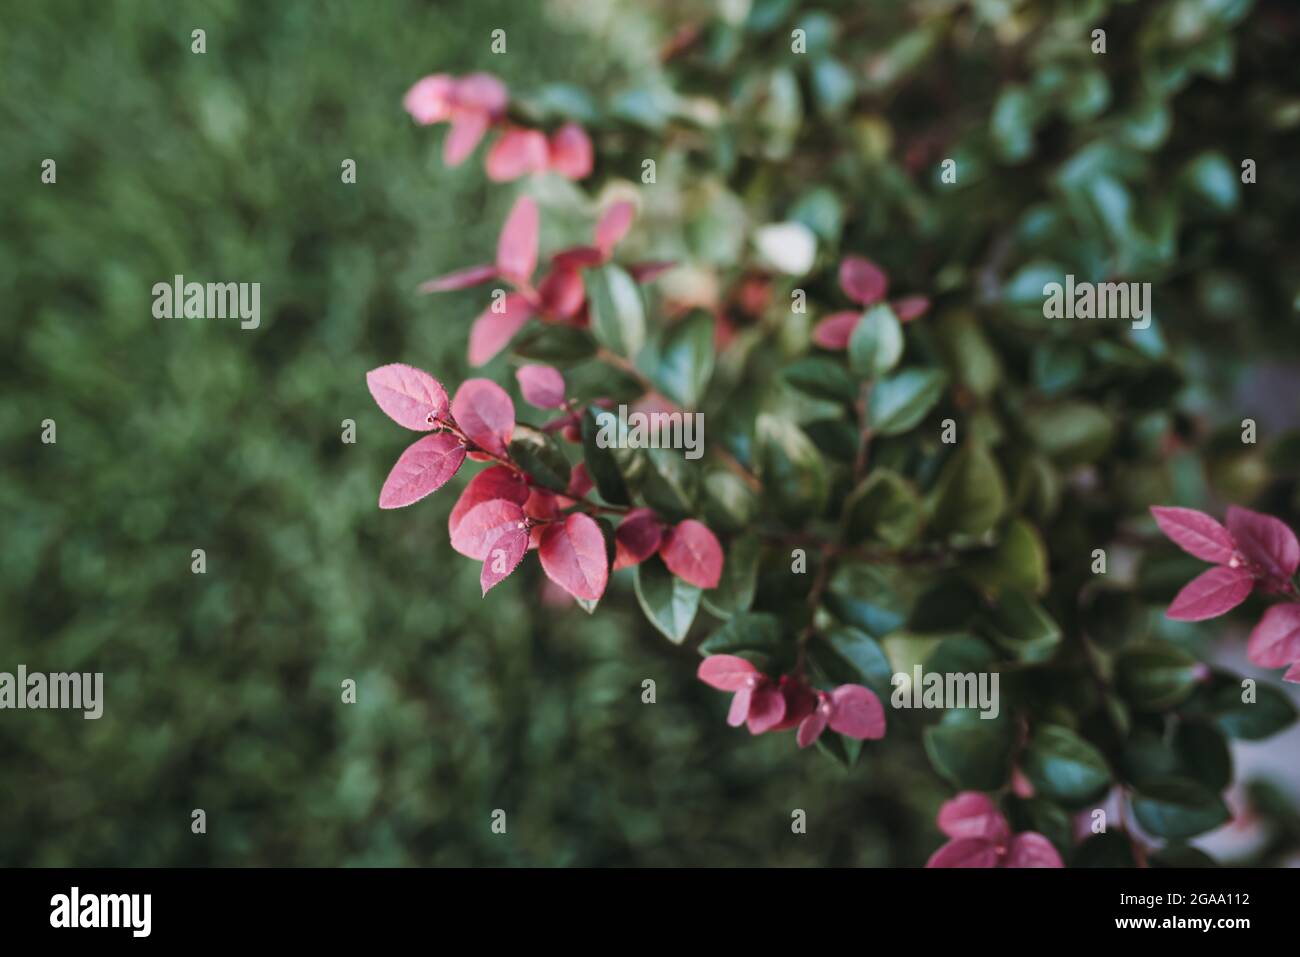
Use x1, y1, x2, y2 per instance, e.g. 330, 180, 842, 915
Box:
699, 611, 782, 655
580, 407, 632, 505
977, 589, 1062, 663
588, 264, 646, 358
929, 444, 1007, 538
634, 556, 701, 644
652, 310, 714, 408
702, 533, 760, 619
849, 304, 903, 379
1115, 642, 1200, 711
867, 367, 946, 436
1022, 724, 1111, 806
640, 447, 699, 521
1074, 832, 1137, 867
924, 707, 1015, 791
811, 56, 856, 118
964, 518, 1049, 596
1023, 401, 1115, 467
842, 468, 922, 548
924, 635, 998, 675
1131, 778, 1230, 840
756, 414, 828, 523
935, 310, 1001, 400
701, 470, 759, 534
507, 425, 569, 492
510, 324, 596, 363
1206, 680, 1298, 740
781, 357, 857, 403
823, 563, 908, 638
808, 626, 893, 698
1173, 721, 1232, 792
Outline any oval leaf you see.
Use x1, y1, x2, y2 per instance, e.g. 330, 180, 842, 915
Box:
659, 519, 724, 589
452, 379, 515, 459
538, 513, 609, 601
378, 433, 466, 509
366, 364, 449, 430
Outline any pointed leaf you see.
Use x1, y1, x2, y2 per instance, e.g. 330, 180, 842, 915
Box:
828, 685, 886, 740
418, 263, 498, 294
937, 792, 1010, 841
633, 555, 701, 644
538, 513, 609, 600
548, 122, 594, 180
1247, 602, 1300, 668
848, 304, 904, 378
868, 367, 946, 436
588, 264, 646, 358
613, 508, 663, 570
378, 433, 466, 509
366, 364, 450, 430
1166, 565, 1253, 621
595, 201, 635, 255
481, 526, 530, 595
659, 519, 723, 589
496, 196, 539, 282
516, 365, 566, 409
468, 294, 534, 366
838, 255, 888, 306
485, 127, 549, 182
452, 379, 515, 458
448, 465, 529, 538
1150, 506, 1238, 565
697, 654, 761, 691
812, 310, 861, 350
451, 499, 527, 559
1227, 505, 1300, 584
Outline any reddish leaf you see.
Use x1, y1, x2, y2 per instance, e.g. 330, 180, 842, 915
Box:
936, 792, 1010, 842
538, 513, 609, 600
1151, 506, 1239, 565
626, 260, 675, 283
450, 499, 527, 560
892, 295, 931, 323
516, 364, 566, 409
613, 508, 664, 570
658, 519, 723, 589
1005, 833, 1064, 868
566, 462, 593, 499
1285, 662, 1300, 684
378, 433, 466, 509
403, 74, 456, 125
796, 708, 829, 748
468, 294, 533, 367
827, 684, 886, 740
524, 488, 561, 521
811, 310, 861, 349
926, 838, 1002, 869
496, 196, 539, 283
726, 685, 753, 727
448, 466, 528, 539
443, 110, 490, 166
551, 245, 605, 270
485, 127, 550, 182
746, 684, 786, 734
548, 122, 594, 180
697, 654, 760, 691
1166, 565, 1254, 621
453, 72, 508, 118
838, 255, 888, 306
480, 526, 530, 595
418, 263, 498, 294
537, 265, 585, 319
451, 378, 515, 458
366, 363, 449, 430
1247, 602, 1300, 668
1227, 505, 1300, 584
595, 201, 635, 257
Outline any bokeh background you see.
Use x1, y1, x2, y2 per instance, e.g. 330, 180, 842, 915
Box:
3, 0, 1298, 866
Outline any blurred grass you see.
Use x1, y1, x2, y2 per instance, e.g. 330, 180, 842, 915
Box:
0, 0, 946, 866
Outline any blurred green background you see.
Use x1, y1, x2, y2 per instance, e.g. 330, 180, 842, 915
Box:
3, 0, 1299, 866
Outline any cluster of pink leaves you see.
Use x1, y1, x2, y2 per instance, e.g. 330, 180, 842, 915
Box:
403, 72, 593, 182
925, 792, 1063, 868
696, 655, 886, 748
1151, 505, 1300, 683
366, 361, 725, 602
418, 195, 670, 367
811, 255, 931, 349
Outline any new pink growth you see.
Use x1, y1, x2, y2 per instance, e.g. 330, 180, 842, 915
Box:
926, 792, 1063, 868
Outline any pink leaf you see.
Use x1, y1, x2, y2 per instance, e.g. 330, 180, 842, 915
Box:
516, 364, 566, 409
626, 260, 675, 283
891, 295, 931, 323
926, 837, 1002, 869
1166, 565, 1254, 621
443, 110, 490, 166
524, 488, 562, 522
538, 513, 609, 601
378, 433, 466, 509
811, 310, 862, 350
450, 499, 527, 560
448, 466, 528, 539
697, 654, 760, 692
496, 196, 539, 283
613, 508, 664, 570
566, 462, 593, 499
548, 122, 594, 180
838, 255, 888, 306
1246, 602, 1300, 669
936, 792, 1010, 842
551, 246, 605, 270
451, 379, 515, 458
595, 201, 635, 257
827, 684, 886, 740
537, 265, 585, 319
1150, 506, 1238, 565
726, 686, 753, 727
1285, 662, 1300, 684
481, 525, 530, 595
796, 708, 829, 748
468, 294, 533, 366
746, 684, 786, 734
366, 363, 449, 430
418, 263, 498, 294
1005, 832, 1064, 868
1227, 505, 1300, 584
485, 127, 550, 182
658, 519, 724, 589
403, 74, 455, 125
453, 72, 508, 118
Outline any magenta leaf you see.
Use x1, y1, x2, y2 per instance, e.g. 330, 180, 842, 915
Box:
453, 73, 508, 117
926, 838, 1002, 869
1166, 564, 1254, 621
417, 262, 499, 294
537, 265, 585, 319
551, 246, 605, 270
496, 196, 539, 283
697, 654, 759, 692
1227, 505, 1300, 585
838, 255, 888, 306
746, 684, 786, 734
403, 74, 455, 125
1150, 506, 1239, 565
658, 519, 723, 589
796, 709, 829, 748
548, 122, 593, 180
726, 685, 753, 726
443, 110, 490, 166
613, 508, 664, 570
480, 525, 530, 595
485, 127, 549, 182
468, 294, 533, 367
451, 499, 528, 560
936, 792, 1010, 842
366, 363, 449, 430
1285, 662, 1300, 684
1246, 602, 1300, 668
891, 295, 931, 323
626, 260, 675, 283
516, 364, 566, 409
451, 378, 515, 458
594, 201, 635, 257
448, 466, 528, 539
566, 462, 593, 499
1005, 833, 1063, 868
378, 433, 466, 509
811, 310, 861, 350
538, 512, 609, 601
827, 684, 886, 740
